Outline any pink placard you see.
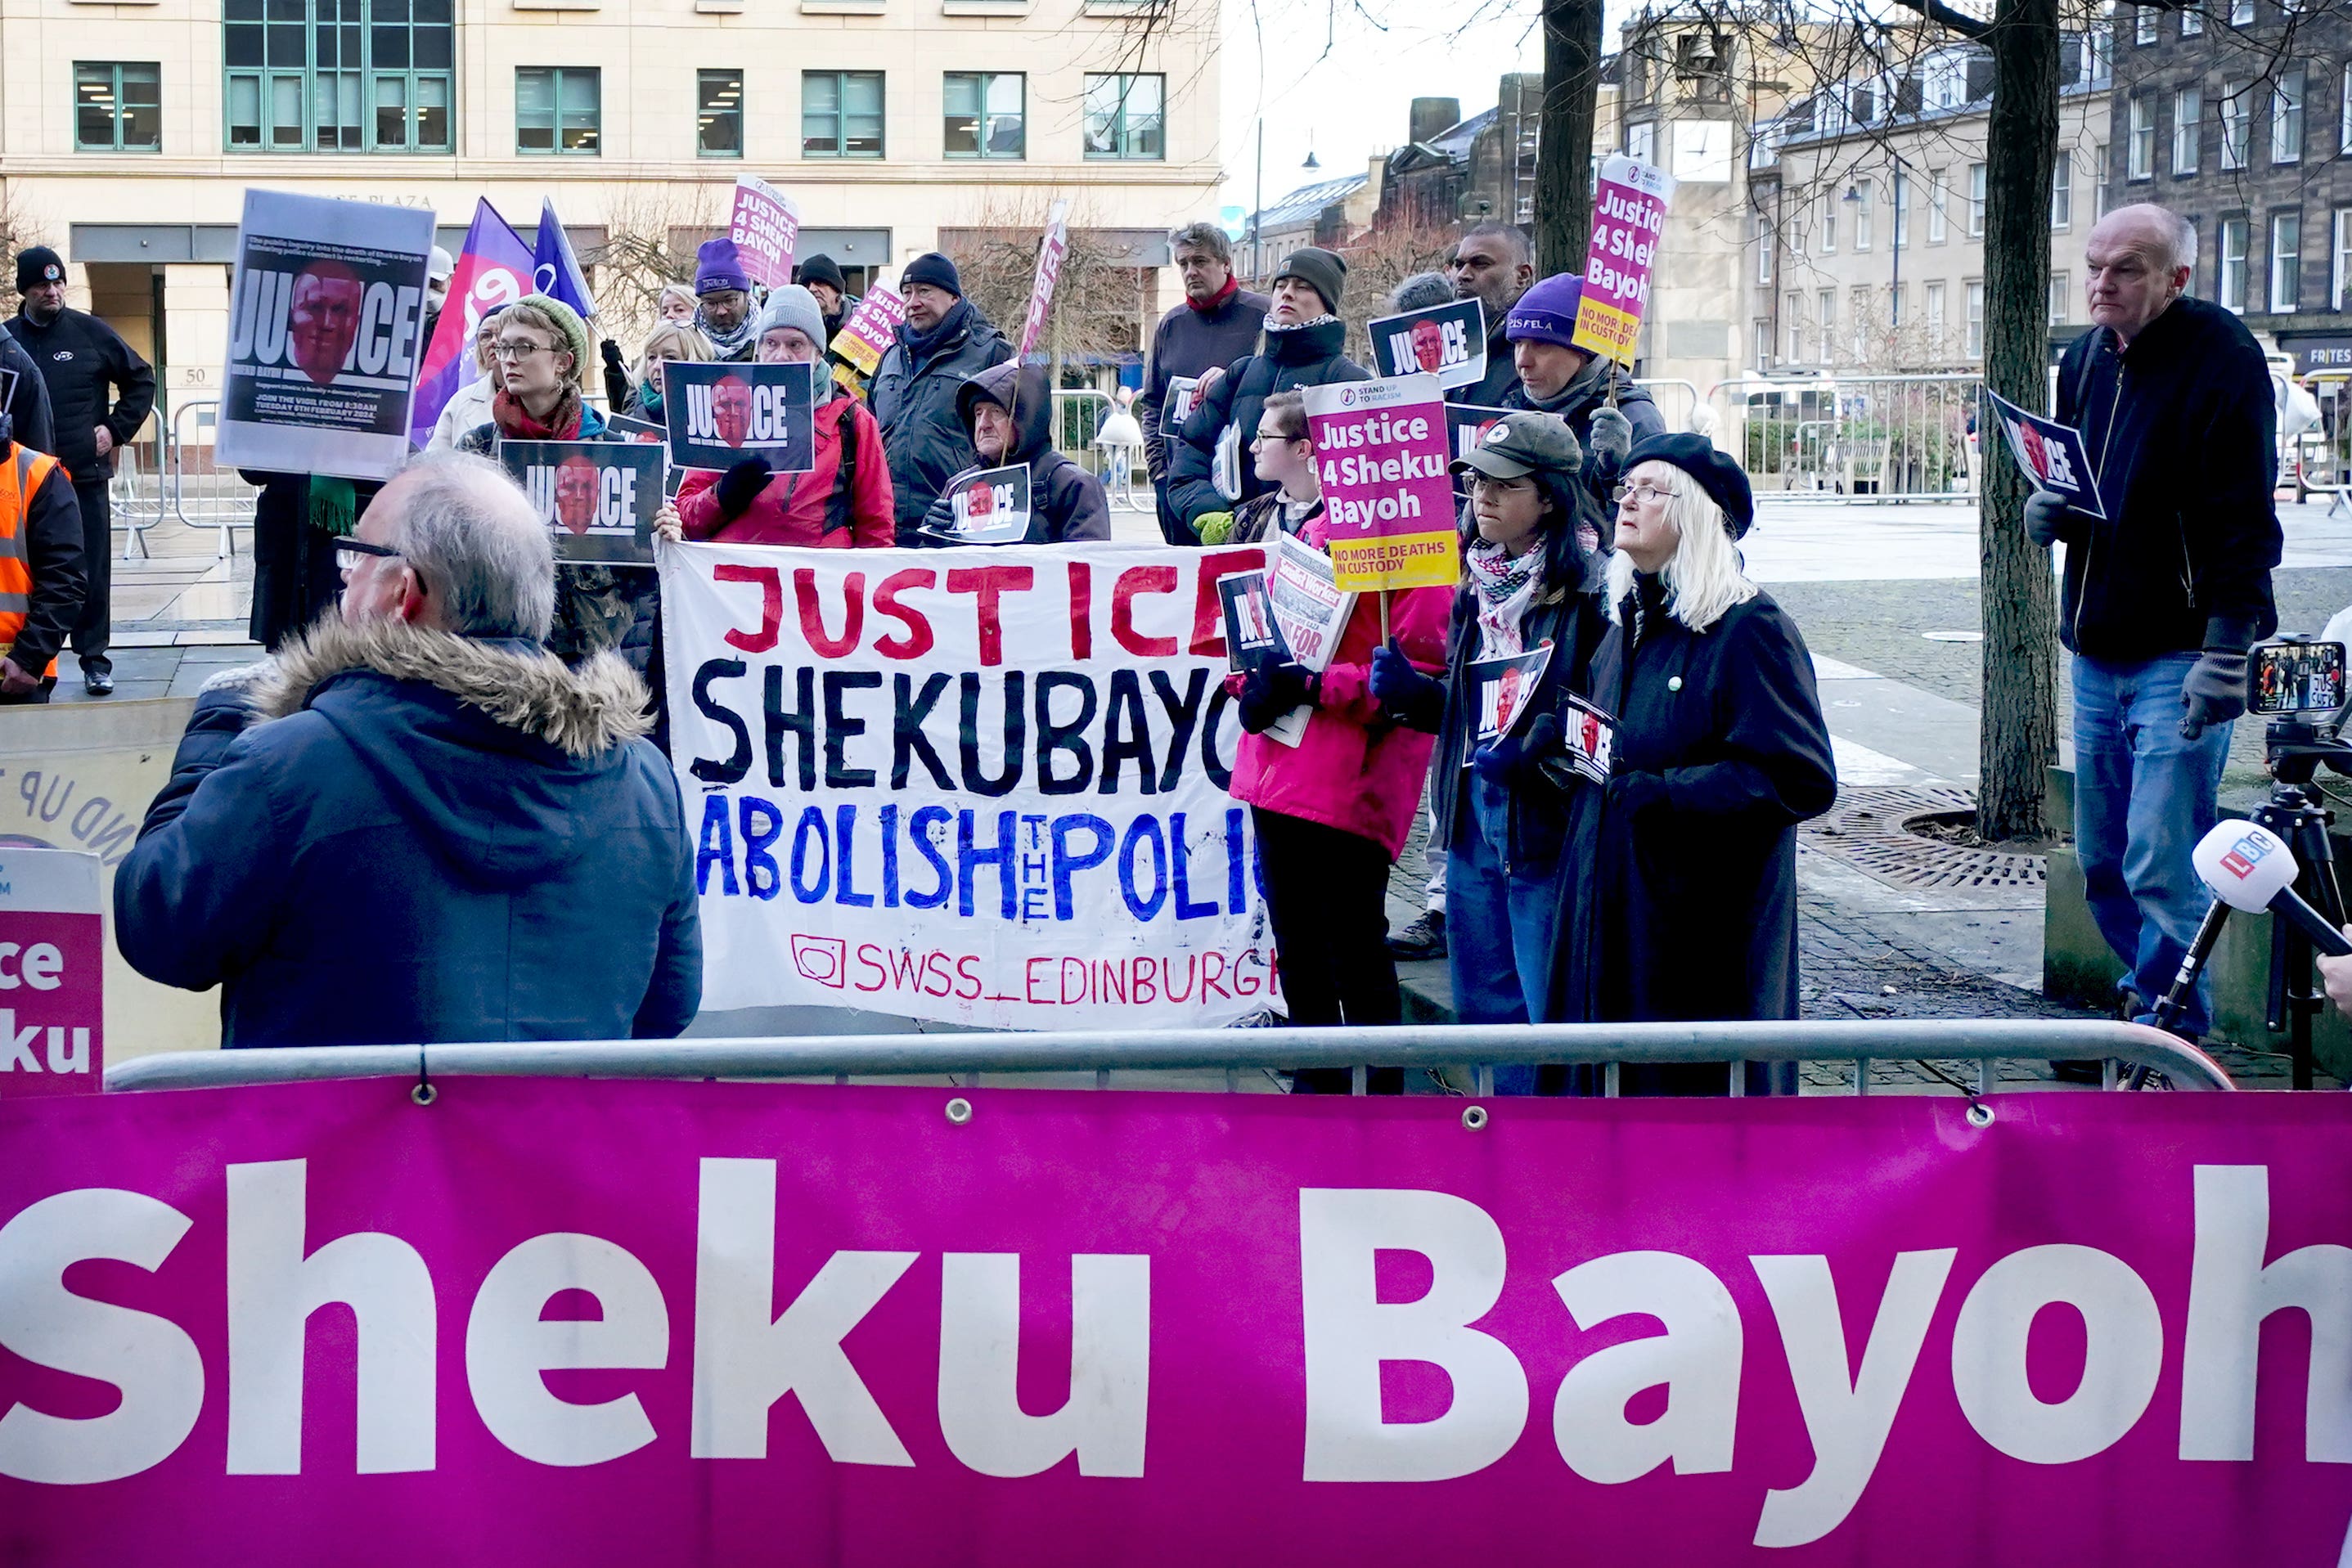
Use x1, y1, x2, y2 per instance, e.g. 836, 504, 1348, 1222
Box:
726, 176, 801, 291
4, 1079, 2352, 1564
1575, 154, 1675, 367
1303, 373, 1459, 591
0, 847, 101, 1096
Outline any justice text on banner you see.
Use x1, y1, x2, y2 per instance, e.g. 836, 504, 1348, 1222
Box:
4, 1081, 2351, 1566
1302, 374, 1459, 592
218, 191, 434, 480
659, 540, 1278, 1027
1573, 155, 1676, 368
500, 440, 665, 566
663, 361, 816, 475
727, 176, 803, 291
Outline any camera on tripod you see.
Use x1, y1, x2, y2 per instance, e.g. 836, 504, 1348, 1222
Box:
2246, 636, 2352, 781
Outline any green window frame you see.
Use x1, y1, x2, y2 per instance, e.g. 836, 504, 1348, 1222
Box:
224, 0, 451, 153
1083, 72, 1163, 160
802, 71, 884, 159
698, 69, 743, 158
516, 66, 600, 155
76, 62, 161, 152
943, 71, 1023, 159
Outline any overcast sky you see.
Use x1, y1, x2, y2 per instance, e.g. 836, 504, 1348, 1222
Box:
1212, 0, 1568, 220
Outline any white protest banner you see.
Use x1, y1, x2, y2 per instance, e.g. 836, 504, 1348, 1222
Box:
0, 847, 101, 1098
1985, 387, 2107, 519
727, 175, 802, 290
663, 360, 816, 474
660, 541, 1279, 1027
1574, 155, 1675, 368
1017, 199, 1073, 358
1367, 299, 1486, 389
219, 190, 434, 480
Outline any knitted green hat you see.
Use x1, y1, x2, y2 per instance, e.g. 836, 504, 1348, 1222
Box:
510, 292, 592, 384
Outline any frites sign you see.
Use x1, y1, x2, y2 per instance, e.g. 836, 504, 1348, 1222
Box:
1573, 155, 1675, 368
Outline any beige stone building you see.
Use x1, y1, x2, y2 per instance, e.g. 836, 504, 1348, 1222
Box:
0, 0, 1224, 411
1747, 37, 2113, 377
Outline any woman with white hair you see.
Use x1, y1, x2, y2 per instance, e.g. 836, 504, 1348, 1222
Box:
1565, 434, 1837, 1086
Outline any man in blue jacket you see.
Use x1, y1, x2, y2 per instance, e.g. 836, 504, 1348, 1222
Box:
2031, 202, 2282, 1058
114, 451, 701, 1048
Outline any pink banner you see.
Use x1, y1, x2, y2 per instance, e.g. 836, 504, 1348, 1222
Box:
4, 1081, 2351, 1564
0, 847, 101, 1097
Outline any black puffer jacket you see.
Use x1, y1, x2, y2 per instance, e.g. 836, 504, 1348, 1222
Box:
0, 333, 55, 458
2050, 295, 2282, 659
871, 299, 1014, 541
1167, 315, 1370, 531
5, 306, 154, 480
919, 361, 1110, 546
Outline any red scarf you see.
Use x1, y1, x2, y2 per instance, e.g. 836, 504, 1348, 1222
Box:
1187, 275, 1240, 314
492, 386, 582, 441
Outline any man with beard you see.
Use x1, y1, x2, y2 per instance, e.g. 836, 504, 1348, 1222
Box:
1136, 222, 1269, 545
287, 259, 366, 386
693, 237, 758, 362
870, 251, 1011, 543
1446, 223, 1535, 407
7, 245, 155, 696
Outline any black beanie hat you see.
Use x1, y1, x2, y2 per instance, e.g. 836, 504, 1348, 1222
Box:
797, 254, 848, 294
902, 252, 963, 297
1624, 432, 1757, 541
1273, 246, 1347, 313
16, 246, 64, 294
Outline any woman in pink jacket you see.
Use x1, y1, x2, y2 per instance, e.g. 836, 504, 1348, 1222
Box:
668, 287, 895, 549
1225, 391, 1450, 1090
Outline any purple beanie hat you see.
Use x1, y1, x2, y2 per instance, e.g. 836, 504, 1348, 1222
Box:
695, 237, 753, 295
1504, 272, 1586, 348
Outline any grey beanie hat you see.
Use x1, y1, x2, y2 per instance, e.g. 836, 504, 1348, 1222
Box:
753, 285, 830, 351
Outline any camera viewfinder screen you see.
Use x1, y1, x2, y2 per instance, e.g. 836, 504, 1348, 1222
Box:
2252, 640, 2348, 714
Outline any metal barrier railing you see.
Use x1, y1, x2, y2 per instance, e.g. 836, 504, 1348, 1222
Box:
1714, 373, 1981, 504
103, 1018, 2234, 1095
166, 397, 261, 557
1632, 377, 1704, 437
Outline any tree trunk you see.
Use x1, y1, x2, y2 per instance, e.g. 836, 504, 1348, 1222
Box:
1536, 0, 1606, 273
1975, 0, 2063, 842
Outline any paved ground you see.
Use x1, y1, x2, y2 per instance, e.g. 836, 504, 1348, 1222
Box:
71, 491, 2343, 1090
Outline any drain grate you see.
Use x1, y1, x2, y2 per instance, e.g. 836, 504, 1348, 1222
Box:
1801, 785, 2048, 890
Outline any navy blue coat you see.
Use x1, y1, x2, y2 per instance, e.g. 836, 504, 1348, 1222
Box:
870, 300, 1014, 542
917, 360, 1111, 546
115, 620, 701, 1047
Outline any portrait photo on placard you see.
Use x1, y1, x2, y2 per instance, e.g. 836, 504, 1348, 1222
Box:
500, 439, 665, 565
662, 359, 816, 474
1367, 299, 1486, 390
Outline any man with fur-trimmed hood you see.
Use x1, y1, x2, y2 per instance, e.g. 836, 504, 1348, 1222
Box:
115, 451, 701, 1049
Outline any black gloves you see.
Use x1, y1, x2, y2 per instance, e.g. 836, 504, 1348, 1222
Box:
1369, 638, 1446, 733
2022, 489, 2085, 547
600, 339, 626, 371
1239, 661, 1320, 734
1607, 771, 1671, 826
600, 339, 631, 411
2180, 649, 2250, 739
1471, 712, 1563, 785
715, 458, 773, 521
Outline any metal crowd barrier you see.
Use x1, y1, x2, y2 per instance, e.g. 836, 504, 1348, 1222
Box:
165, 396, 262, 556
104, 1018, 2234, 1097
1711, 373, 1981, 504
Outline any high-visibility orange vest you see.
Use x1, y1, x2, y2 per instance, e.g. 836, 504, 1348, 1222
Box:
0, 444, 64, 679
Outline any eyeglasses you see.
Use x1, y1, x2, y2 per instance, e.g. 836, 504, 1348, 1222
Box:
492, 338, 555, 362
1612, 481, 1675, 506
334, 537, 402, 574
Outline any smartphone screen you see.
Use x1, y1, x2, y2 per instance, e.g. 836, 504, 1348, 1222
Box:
2251, 640, 2349, 714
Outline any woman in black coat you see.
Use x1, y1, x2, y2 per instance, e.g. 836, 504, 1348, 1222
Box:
1565, 434, 1837, 1092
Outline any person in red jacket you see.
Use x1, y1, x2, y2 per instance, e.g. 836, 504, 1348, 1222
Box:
663, 287, 894, 549
1224, 419, 1450, 1090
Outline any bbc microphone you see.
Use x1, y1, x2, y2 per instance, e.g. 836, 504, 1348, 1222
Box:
2189, 820, 2352, 958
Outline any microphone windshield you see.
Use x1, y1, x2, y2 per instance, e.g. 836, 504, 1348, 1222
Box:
2192, 820, 2300, 912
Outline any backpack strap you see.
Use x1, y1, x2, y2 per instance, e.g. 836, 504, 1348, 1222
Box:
823, 398, 860, 537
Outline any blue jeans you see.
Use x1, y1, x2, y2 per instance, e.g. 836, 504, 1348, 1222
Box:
2072, 652, 2233, 1036
1448, 774, 1564, 1091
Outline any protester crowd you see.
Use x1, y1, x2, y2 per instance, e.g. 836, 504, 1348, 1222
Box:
7, 199, 2286, 1090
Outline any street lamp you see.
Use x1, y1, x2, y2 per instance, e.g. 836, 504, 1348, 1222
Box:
1842, 148, 1917, 360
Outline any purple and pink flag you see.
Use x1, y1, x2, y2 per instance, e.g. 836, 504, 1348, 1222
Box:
408, 199, 533, 447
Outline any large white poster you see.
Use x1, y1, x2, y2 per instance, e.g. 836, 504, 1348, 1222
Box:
660, 541, 1283, 1027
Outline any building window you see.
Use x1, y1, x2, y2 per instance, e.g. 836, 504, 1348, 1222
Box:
75, 62, 160, 151
944, 71, 1023, 159
2052, 156, 2072, 229
1754, 318, 1771, 370
2342, 65, 2352, 154
1083, 73, 1163, 160
1853, 181, 1873, 251
2174, 87, 2201, 173
1964, 279, 1983, 358
1893, 168, 1910, 249
2231, 0, 2252, 20
1757, 217, 1774, 284
2219, 216, 2249, 311
803, 71, 884, 158
224, 0, 452, 152
2273, 65, 2305, 164
1851, 285, 1869, 357
2049, 271, 2070, 325
1968, 162, 1987, 235
516, 66, 598, 154
697, 69, 742, 158
2095, 142, 2111, 216
1926, 280, 1946, 348
1817, 288, 1835, 362
2128, 96, 2155, 178
2221, 81, 2250, 169
1928, 168, 1948, 243
1819, 188, 1837, 253
2136, 5, 2157, 43
1626, 120, 1655, 164
1784, 291, 1803, 363
2181, 5, 2203, 32
2273, 210, 2303, 311
2332, 208, 2352, 308
1891, 281, 1905, 329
